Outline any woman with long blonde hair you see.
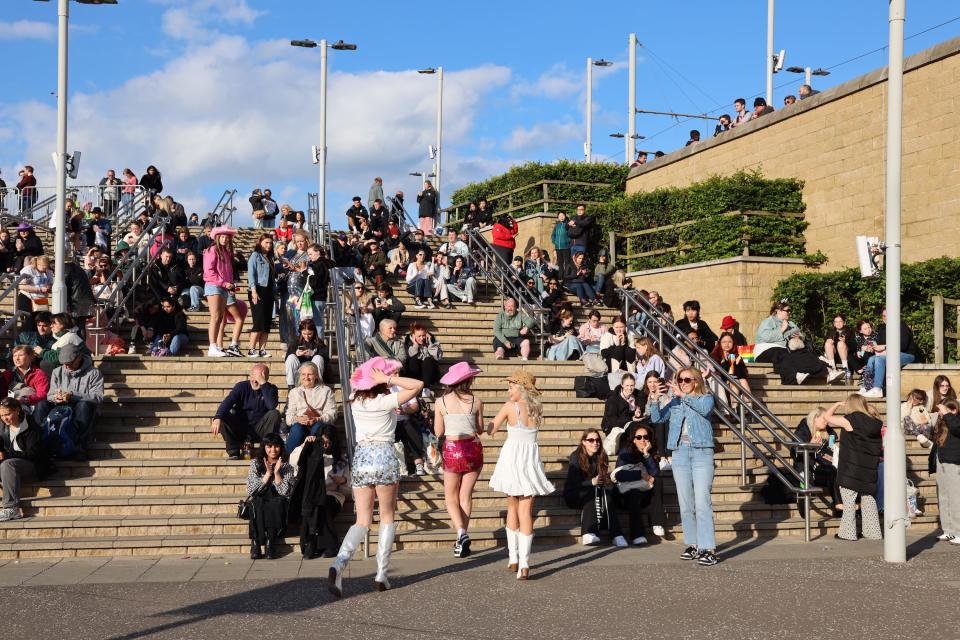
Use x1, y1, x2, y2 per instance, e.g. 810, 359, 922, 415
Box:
648, 367, 717, 565
826, 394, 883, 541
488, 370, 553, 580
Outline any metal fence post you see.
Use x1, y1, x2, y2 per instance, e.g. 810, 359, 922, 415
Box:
739, 402, 747, 486
802, 447, 812, 542
542, 182, 549, 214
934, 295, 945, 364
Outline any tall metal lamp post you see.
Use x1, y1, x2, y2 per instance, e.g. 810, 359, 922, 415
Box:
585, 58, 613, 162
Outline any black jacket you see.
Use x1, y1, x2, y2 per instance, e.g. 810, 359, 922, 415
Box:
566, 214, 593, 242
601, 386, 646, 434
836, 412, 883, 495
307, 259, 329, 295
293, 439, 327, 511
151, 309, 188, 337
876, 323, 917, 357
64, 261, 96, 318
937, 413, 960, 465
675, 317, 719, 354
0, 415, 54, 479
149, 261, 184, 301
140, 172, 163, 194
600, 332, 637, 372
563, 451, 602, 509
417, 188, 438, 218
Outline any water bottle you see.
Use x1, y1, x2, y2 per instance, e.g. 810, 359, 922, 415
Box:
844, 368, 852, 385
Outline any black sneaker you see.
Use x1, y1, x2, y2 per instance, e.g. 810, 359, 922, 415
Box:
696, 550, 719, 566
459, 535, 471, 558
453, 538, 463, 558
680, 545, 699, 560
225, 344, 243, 357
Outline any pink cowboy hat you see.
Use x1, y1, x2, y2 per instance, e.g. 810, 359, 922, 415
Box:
350, 356, 402, 391
439, 361, 482, 386
210, 225, 238, 239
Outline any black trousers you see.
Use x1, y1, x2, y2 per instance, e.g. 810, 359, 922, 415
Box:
579, 487, 623, 538
249, 489, 288, 544
757, 347, 828, 385
300, 500, 342, 555
404, 356, 440, 387
220, 409, 283, 455
372, 309, 403, 328
492, 245, 513, 268
395, 418, 425, 465
619, 480, 666, 537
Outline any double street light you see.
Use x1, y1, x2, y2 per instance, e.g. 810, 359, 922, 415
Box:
786, 65, 831, 87
584, 58, 613, 163
290, 38, 357, 242
34, 0, 118, 313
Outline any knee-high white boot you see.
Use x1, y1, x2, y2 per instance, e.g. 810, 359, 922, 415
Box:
375, 522, 397, 591
517, 533, 533, 580
328, 524, 367, 598
506, 527, 519, 571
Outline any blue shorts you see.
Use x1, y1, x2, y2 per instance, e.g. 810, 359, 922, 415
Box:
204, 284, 236, 306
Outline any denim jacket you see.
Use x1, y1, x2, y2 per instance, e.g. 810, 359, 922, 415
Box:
247, 251, 273, 289
648, 393, 715, 450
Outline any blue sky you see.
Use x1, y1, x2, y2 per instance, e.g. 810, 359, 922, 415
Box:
0, 0, 957, 227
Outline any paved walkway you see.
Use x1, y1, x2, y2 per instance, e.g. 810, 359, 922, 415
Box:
1, 534, 958, 639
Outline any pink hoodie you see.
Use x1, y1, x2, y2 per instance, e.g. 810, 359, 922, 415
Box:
203, 245, 234, 289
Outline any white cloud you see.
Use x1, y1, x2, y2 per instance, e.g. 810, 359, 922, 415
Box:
504, 121, 581, 152
0, 34, 511, 225
160, 0, 264, 41
0, 20, 55, 41
511, 63, 581, 101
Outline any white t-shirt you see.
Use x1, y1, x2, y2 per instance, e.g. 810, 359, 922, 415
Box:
352, 392, 400, 442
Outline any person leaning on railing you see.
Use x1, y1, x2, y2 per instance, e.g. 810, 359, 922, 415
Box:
491, 214, 519, 267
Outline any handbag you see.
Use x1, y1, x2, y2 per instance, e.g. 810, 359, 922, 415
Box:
611, 464, 652, 493
253, 209, 265, 219
237, 497, 255, 520
581, 352, 608, 376
603, 426, 626, 456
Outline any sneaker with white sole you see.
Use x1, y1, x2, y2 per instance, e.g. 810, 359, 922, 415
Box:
950, 537, 960, 546
225, 344, 243, 358
631, 536, 648, 546
582, 533, 601, 546
652, 525, 665, 536
796, 372, 810, 384
679, 545, 699, 560
208, 345, 226, 357
659, 458, 672, 471
861, 387, 884, 398
696, 550, 719, 566
937, 532, 955, 541
259, 349, 270, 358
612, 535, 628, 548
826, 369, 844, 384
0, 507, 22, 522
127, 344, 137, 355
246, 349, 259, 358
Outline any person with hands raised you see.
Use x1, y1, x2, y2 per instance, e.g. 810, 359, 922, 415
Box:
328, 357, 423, 598
615, 423, 667, 543
648, 367, 718, 566
246, 433, 293, 559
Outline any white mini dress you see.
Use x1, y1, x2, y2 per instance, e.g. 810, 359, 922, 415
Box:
489, 402, 555, 497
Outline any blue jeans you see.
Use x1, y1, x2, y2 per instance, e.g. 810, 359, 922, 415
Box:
594, 274, 606, 293
153, 334, 189, 355
671, 444, 716, 550
864, 352, 915, 390
311, 301, 326, 335
285, 420, 331, 453
876, 460, 885, 511
567, 281, 596, 301
181, 285, 202, 309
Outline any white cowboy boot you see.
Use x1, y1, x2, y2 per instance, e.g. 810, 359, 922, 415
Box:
517, 533, 533, 580
374, 522, 397, 591
506, 527, 519, 572
328, 524, 367, 598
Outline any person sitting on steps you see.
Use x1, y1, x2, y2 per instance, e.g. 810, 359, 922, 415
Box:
246, 432, 294, 560
210, 364, 283, 460
492, 297, 536, 361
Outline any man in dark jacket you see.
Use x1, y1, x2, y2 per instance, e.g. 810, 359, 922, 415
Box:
148, 247, 185, 304
331, 233, 358, 269
861, 308, 917, 397
674, 300, 719, 354
211, 364, 283, 459
367, 199, 389, 243
13, 224, 44, 272
567, 204, 594, 255
345, 197, 368, 234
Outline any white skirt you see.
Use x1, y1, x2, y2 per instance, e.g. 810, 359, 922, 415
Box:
489, 426, 555, 497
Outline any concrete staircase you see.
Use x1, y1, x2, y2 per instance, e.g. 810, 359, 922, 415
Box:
0, 234, 938, 558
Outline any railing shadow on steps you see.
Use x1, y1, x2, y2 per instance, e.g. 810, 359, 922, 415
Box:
618, 287, 822, 542
88, 213, 172, 354
463, 227, 547, 357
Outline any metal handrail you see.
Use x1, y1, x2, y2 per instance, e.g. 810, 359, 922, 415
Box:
619, 287, 821, 541
0, 187, 21, 214
210, 189, 237, 227
462, 227, 546, 357
0, 274, 30, 344
306, 193, 319, 243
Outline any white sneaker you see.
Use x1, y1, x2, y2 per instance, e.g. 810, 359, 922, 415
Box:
910, 507, 924, 517
659, 458, 672, 471
937, 532, 955, 541
950, 537, 960, 546
426, 300, 436, 309
612, 535, 628, 548
127, 344, 137, 354
796, 372, 810, 384
826, 369, 844, 384
862, 387, 884, 398
631, 536, 648, 546
581, 533, 600, 546
208, 345, 226, 357
421, 388, 434, 399
652, 525, 665, 536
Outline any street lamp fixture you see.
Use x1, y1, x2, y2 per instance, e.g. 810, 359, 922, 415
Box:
609, 133, 645, 139
584, 58, 614, 163
290, 37, 358, 242
418, 68, 437, 74
786, 65, 830, 86
593, 59, 613, 68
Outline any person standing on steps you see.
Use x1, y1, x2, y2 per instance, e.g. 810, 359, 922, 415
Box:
328, 357, 423, 599
434, 361, 485, 558
827, 395, 883, 541
648, 367, 719, 566
417, 180, 438, 235
246, 233, 276, 358
488, 370, 554, 580
203, 225, 245, 357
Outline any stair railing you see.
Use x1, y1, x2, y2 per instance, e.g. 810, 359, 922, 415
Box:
619, 287, 822, 541
463, 227, 546, 356
88, 213, 171, 353
210, 189, 238, 227
0, 273, 31, 344
306, 193, 320, 243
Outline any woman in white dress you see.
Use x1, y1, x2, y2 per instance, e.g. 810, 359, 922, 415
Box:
488, 370, 554, 580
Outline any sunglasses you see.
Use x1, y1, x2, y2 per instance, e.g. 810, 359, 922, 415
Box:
583, 438, 601, 444
634, 434, 651, 441
677, 377, 694, 384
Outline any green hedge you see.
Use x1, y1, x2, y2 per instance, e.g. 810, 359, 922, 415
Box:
594, 170, 816, 270
449, 160, 629, 220
770, 257, 960, 362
